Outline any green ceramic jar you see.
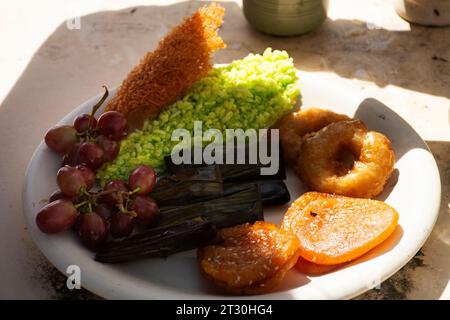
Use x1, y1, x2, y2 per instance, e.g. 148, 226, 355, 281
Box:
243, 0, 329, 36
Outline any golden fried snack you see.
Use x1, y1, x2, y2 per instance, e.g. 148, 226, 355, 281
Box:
276, 108, 351, 164
281, 192, 399, 265
297, 120, 395, 198
198, 221, 300, 295
106, 3, 225, 120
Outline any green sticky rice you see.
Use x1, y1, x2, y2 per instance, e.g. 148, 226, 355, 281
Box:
97, 48, 301, 184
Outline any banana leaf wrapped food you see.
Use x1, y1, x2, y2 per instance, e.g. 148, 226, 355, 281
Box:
95, 219, 220, 263
95, 185, 263, 263
223, 180, 290, 205
155, 164, 222, 184
151, 165, 223, 206
152, 172, 289, 206
157, 184, 263, 228
152, 180, 223, 206
164, 144, 286, 182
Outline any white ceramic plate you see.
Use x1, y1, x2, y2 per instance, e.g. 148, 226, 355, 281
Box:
23, 71, 441, 299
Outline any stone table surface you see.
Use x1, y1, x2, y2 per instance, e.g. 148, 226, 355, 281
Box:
0, 0, 448, 299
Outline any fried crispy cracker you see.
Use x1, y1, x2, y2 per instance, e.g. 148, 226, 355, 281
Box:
106, 3, 225, 121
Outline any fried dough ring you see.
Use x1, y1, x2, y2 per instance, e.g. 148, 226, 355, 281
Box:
276, 108, 351, 164
198, 221, 300, 295
297, 120, 395, 198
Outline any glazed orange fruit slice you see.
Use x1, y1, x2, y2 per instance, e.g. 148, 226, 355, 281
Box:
295, 257, 345, 275
281, 192, 398, 265
198, 221, 300, 295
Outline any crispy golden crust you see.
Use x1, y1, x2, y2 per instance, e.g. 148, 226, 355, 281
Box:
276, 108, 351, 164
297, 120, 395, 198
106, 3, 225, 119
198, 222, 300, 295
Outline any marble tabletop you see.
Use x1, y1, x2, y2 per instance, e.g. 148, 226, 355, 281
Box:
0, 0, 448, 299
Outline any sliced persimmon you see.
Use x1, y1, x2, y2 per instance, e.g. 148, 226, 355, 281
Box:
198, 221, 300, 295
295, 257, 345, 275
281, 192, 398, 265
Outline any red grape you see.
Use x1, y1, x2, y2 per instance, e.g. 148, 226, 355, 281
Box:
57, 165, 87, 197
102, 179, 129, 206
98, 111, 128, 140
128, 165, 156, 195
78, 213, 108, 251
75, 165, 95, 190
36, 199, 79, 234
130, 195, 159, 225
79, 142, 104, 170
62, 143, 81, 167
74, 114, 97, 133
95, 203, 114, 221
97, 135, 119, 162
45, 125, 78, 155
110, 213, 135, 238
105, 179, 129, 192
49, 189, 74, 202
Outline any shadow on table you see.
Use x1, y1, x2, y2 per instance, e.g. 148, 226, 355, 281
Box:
353, 98, 449, 299
1, 0, 449, 300
0, 0, 247, 301
233, 16, 450, 99
359, 140, 450, 300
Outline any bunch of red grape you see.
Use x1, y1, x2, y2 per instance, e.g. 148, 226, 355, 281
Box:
37, 87, 160, 251
36, 164, 159, 251
44, 87, 127, 170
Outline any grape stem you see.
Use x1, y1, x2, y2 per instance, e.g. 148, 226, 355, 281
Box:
118, 202, 127, 214
76, 188, 117, 212
80, 187, 90, 196
116, 195, 137, 218
128, 210, 137, 218
74, 201, 89, 209
86, 85, 109, 140
91, 86, 109, 119
123, 188, 139, 212
130, 187, 141, 195
92, 189, 116, 198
